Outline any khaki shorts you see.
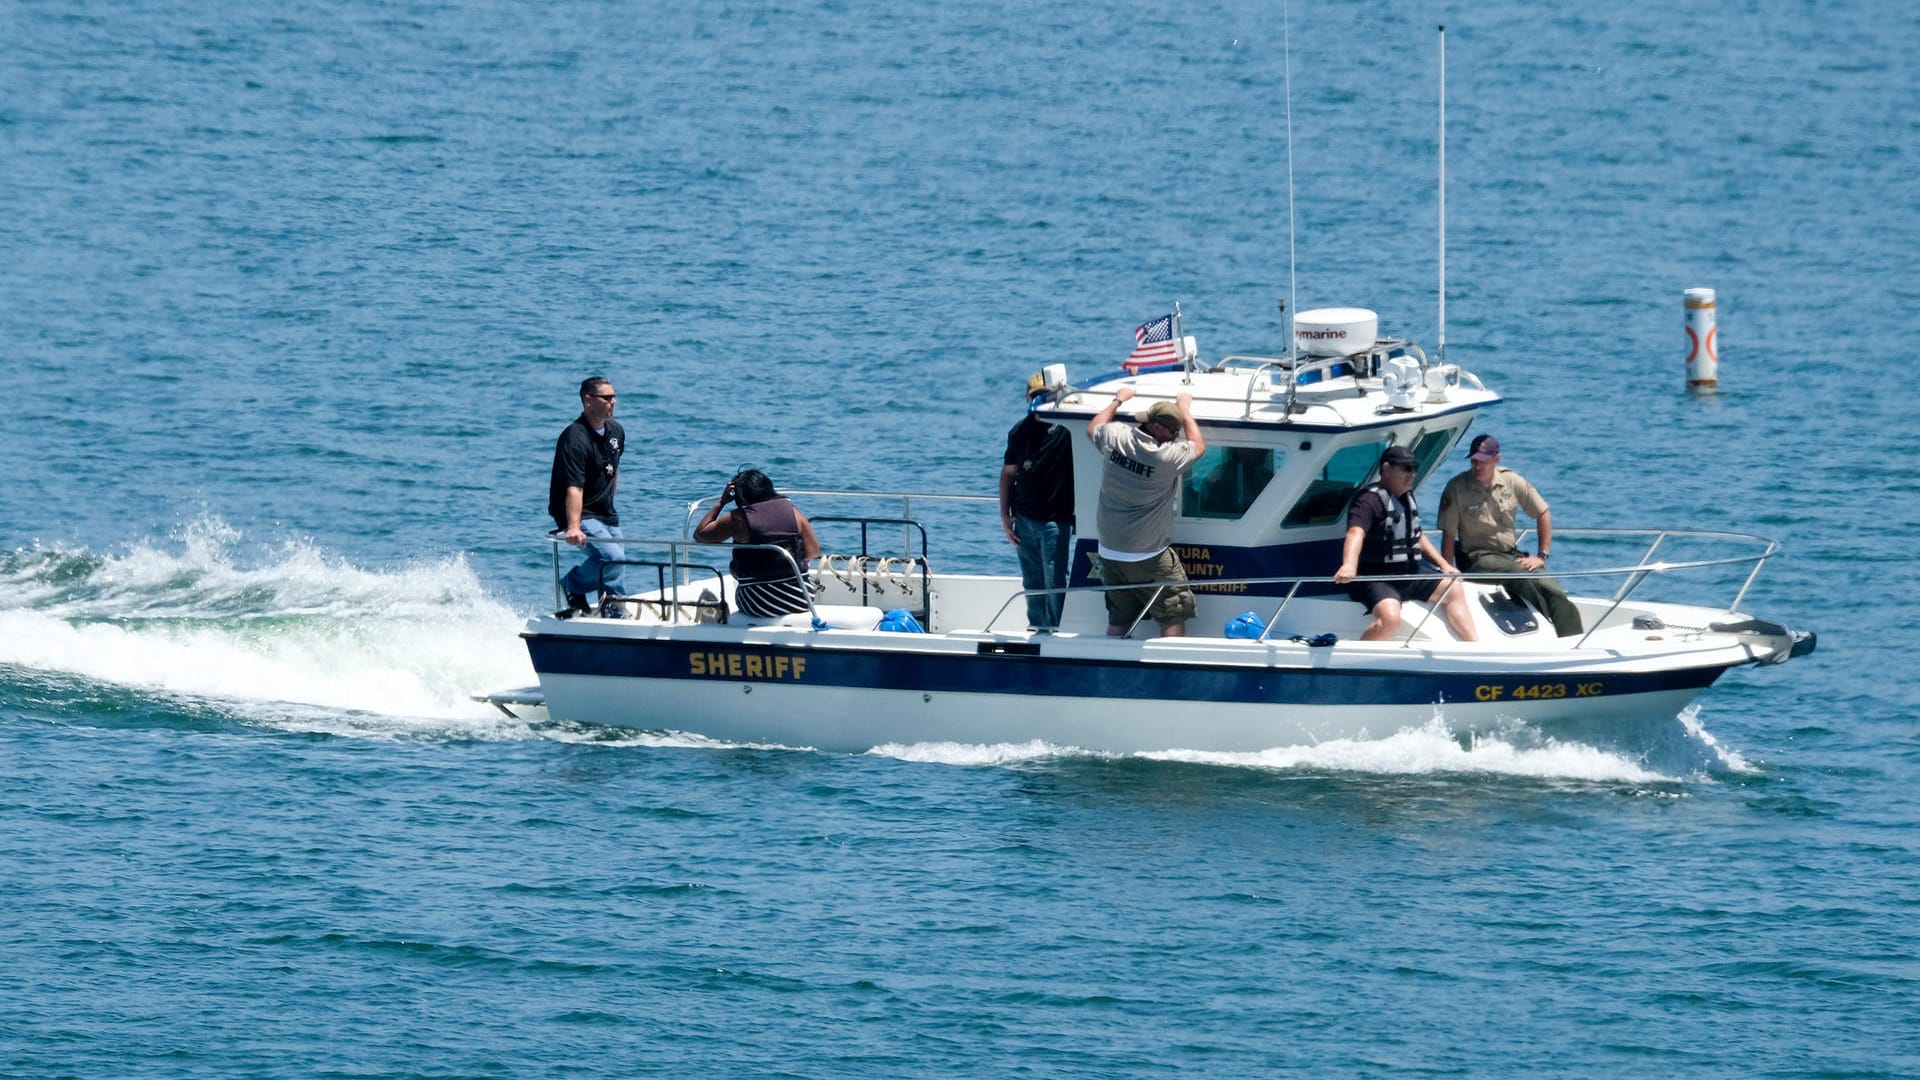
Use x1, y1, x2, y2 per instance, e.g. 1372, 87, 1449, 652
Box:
1099, 549, 1197, 628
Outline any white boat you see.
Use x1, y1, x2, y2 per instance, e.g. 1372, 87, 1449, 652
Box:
487, 318, 1814, 752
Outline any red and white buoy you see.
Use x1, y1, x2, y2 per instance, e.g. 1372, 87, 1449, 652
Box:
1685, 287, 1718, 390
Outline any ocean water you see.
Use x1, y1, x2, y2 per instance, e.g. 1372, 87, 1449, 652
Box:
4, 0, 1918, 1075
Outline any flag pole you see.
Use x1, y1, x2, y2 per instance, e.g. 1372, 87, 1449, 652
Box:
1174, 300, 1188, 381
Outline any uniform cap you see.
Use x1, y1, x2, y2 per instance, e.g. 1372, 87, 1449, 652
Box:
1143, 401, 1183, 437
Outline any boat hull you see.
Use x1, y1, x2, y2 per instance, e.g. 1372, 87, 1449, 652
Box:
524, 623, 1746, 753
532, 671, 1714, 753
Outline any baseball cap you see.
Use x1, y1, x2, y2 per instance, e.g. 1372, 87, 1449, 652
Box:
1143, 401, 1183, 436
1469, 434, 1501, 462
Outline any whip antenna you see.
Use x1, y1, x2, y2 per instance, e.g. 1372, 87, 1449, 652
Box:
1437, 24, 1447, 365
1283, 0, 1299, 364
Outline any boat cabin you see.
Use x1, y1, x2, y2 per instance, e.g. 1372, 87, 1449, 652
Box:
1030, 308, 1501, 629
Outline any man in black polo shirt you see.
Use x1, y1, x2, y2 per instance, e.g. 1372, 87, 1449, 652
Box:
999, 373, 1075, 628
548, 376, 627, 616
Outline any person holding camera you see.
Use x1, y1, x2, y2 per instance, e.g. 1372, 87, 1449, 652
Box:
694, 469, 821, 617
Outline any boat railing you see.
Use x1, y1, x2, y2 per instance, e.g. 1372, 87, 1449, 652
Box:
1521, 527, 1780, 649
1051, 363, 1497, 430
682, 489, 994, 555
548, 536, 820, 624
1220, 355, 1354, 421
983, 527, 1781, 647
552, 518, 1779, 642
550, 508, 942, 623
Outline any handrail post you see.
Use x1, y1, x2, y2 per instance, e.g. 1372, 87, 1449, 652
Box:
1730, 555, 1767, 614
859, 521, 871, 607
985, 586, 1030, 633
668, 540, 681, 623
900, 495, 911, 564
1257, 580, 1305, 642
1614, 532, 1667, 601
1573, 568, 1653, 650
771, 544, 819, 623
1401, 573, 1462, 647
1242, 361, 1286, 419
1122, 584, 1169, 638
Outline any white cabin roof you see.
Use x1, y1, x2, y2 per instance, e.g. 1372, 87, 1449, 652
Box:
1029, 340, 1503, 557
1033, 351, 1500, 433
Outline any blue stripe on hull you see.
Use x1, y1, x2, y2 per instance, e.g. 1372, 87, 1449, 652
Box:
526, 634, 1728, 708
1069, 538, 1349, 597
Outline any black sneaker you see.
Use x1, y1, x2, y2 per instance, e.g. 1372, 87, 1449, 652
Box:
556, 592, 591, 619
598, 596, 629, 619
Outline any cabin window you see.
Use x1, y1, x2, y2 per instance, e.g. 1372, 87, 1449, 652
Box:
1411, 429, 1454, 480
1281, 440, 1390, 527
1181, 446, 1280, 520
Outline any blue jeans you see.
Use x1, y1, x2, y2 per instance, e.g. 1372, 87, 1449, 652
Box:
1014, 515, 1071, 628
560, 518, 626, 599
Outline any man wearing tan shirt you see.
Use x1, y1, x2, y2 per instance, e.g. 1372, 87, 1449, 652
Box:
1437, 434, 1584, 637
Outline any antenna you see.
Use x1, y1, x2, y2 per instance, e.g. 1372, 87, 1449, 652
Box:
1437, 24, 1447, 366
1174, 299, 1190, 383
1283, 0, 1299, 365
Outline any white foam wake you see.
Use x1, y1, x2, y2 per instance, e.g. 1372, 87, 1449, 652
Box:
868, 739, 1065, 766
0, 519, 533, 729
869, 719, 1679, 783
1142, 718, 1673, 782
1677, 703, 1758, 774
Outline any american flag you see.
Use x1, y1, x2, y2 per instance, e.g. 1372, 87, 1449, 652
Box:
1126, 314, 1179, 367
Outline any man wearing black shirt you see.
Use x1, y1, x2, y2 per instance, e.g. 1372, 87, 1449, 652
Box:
548, 376, 627, 616
999, 373, 1076, 629
1332, 445, 1477, 642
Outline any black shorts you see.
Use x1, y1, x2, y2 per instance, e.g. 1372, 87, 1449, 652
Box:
1347, 574, 1445, 613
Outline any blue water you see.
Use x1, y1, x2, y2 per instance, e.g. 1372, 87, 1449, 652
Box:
4, 0, 1918, 1074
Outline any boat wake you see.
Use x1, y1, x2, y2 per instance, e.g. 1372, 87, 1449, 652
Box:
869, 706, 1754, 784
0, 519, 1760, 779
0, 518, 534, 735
1142, 719, 1675, 782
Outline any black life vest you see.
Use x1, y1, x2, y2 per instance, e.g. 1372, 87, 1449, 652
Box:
1359, 483, 1423, 571
733, 497, 807, 584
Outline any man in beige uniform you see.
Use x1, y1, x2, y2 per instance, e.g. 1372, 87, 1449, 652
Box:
1084, 387, 1205, 637
1436, 434, 1583, 636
